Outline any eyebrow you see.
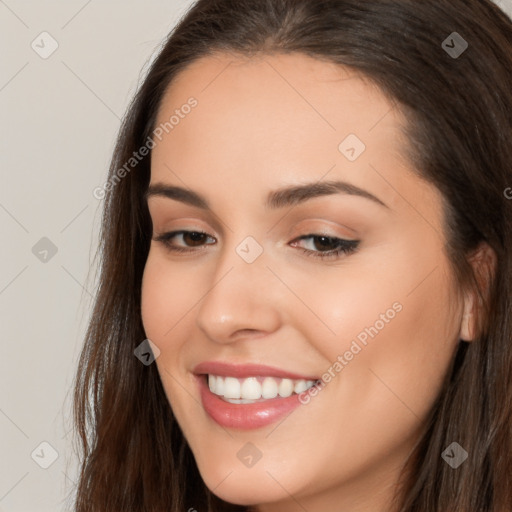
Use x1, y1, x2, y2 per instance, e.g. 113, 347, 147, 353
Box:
145, 180, 388, 210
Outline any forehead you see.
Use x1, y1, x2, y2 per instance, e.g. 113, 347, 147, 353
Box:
150, 52, 420, 213
154, 51, 404, 146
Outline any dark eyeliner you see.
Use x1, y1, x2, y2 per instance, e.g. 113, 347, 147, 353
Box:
153, 230, 214, 253
293, 236, 360, 260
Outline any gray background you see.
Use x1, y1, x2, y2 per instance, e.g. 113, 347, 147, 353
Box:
1, 1, 511, 510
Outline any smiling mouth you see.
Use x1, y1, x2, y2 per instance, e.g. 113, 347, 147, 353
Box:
205, 374, 320, 403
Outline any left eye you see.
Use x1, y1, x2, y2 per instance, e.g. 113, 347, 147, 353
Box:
290, 235, 360, 259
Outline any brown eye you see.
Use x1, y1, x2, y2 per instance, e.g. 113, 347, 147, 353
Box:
153, 230, 216, 252
311, 236, 340, 252
290, 234, 360, 260
182, 232, 208, 246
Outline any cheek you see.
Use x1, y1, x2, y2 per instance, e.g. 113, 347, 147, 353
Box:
141, 249, 203, 341
320, 262, 460, 427
287, 242, 461, 420
140, 250, 204, 416
366, 266, 460, 410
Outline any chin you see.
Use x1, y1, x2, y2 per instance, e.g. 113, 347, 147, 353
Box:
198, 461, 291, 507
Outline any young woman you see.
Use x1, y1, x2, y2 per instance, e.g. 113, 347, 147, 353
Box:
72, 1, 512, 510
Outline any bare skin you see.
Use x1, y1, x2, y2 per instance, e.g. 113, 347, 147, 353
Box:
141, 52, 481, 512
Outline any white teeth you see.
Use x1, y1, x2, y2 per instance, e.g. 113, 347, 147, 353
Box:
208, 374, 216, 392
261, 377, 278, 399
223, 377, 241, 399
278, 378, 294, 397
224, 398, 258, 404
215, 375, 224, 396
240, 377, 262, 399
207, 374, 317, 401
294, 379, 308, 394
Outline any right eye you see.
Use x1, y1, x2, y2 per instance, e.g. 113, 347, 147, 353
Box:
153, 230, 217, 253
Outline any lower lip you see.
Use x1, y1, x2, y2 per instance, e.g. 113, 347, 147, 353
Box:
197, 375, 305, 430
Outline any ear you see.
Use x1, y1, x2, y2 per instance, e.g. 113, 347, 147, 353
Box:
459, 242, 496, 342
459, 290, 475, 342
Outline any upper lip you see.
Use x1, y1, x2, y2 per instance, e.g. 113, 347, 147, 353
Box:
193, 361, 318, 381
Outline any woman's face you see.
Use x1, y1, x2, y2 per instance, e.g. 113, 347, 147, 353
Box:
141, 52, 468, 511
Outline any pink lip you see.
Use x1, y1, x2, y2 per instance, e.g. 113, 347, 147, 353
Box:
193, 361, 318, 381
196, 374, 306, 430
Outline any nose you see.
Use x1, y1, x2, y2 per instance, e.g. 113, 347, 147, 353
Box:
195, 243, 282, 344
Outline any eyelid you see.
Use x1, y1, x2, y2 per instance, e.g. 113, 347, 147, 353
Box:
151, 218, 218, 236
286, 220, 359, 242
149, 210, 224, 238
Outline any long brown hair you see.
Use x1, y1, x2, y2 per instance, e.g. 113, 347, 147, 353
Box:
70, 1, 512, 510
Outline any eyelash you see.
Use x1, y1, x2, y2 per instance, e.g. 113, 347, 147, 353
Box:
153, 230, 360, 260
